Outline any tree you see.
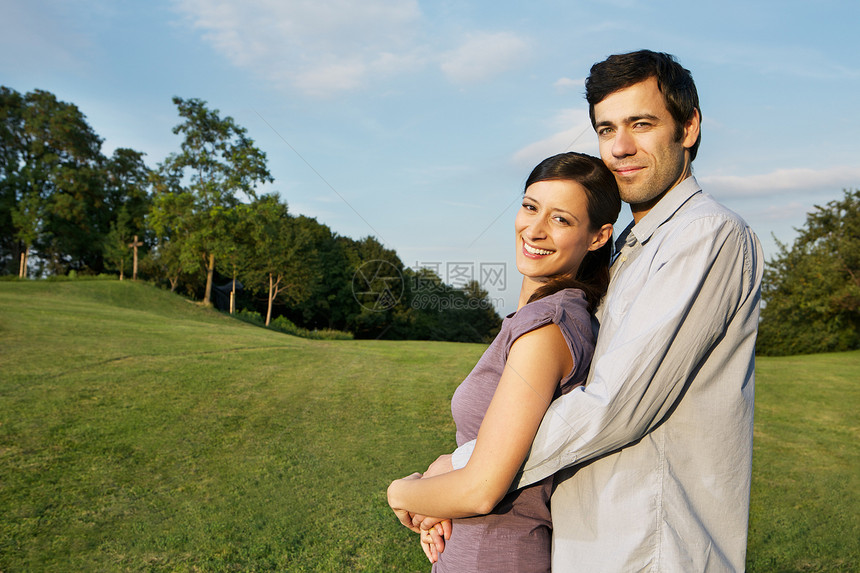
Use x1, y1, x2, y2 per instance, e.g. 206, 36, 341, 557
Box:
403, 269, 502, 342
213, 202, 254, 313
245, 195, 320, 325
100, 148, 151, 280
0, 87, 26, 275
147, 163, 196, 292
103, 207, 133, 279
0, 87, 106, 276
345, 235, 411, 339
152, 97, 272, 304
757, 189, 860, 355
105, 148, 151, 235
458, 279, 503, 342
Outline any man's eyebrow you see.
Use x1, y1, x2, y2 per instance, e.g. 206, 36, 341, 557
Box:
595, 113, 662, 128
627, 113, 661, 123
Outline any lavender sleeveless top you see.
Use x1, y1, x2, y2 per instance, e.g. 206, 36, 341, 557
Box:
432, 289, 595, 573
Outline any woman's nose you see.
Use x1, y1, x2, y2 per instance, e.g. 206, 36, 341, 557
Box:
524, 218, 547, 239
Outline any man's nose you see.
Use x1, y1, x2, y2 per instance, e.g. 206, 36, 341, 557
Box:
612, 128, 636, 158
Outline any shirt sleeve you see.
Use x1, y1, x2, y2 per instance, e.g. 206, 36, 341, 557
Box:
451, 440, 475, 470
473, 215, 759, 487
509, 215, 758, 487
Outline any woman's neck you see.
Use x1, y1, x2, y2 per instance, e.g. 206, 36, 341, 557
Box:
517, 276, 544, 310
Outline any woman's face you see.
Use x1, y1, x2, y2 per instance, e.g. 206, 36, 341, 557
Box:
515, 179, 607, 281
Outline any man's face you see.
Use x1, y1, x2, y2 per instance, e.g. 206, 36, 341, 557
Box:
593, 77, 700, 222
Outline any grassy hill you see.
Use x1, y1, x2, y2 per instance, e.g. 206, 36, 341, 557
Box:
0, 279, 857, 571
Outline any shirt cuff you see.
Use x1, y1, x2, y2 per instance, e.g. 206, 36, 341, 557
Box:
451, 440, 476, 470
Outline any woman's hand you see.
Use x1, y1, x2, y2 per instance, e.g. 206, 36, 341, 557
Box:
413, 453, 454, 557
388, 473, 423, 532
388, 324, 571, 562
389, 471, 452, 560
420, 521, 449, 563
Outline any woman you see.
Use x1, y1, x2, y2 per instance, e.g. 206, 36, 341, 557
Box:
387, 152, 621, 572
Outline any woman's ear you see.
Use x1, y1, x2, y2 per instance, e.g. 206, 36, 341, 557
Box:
588, 223, 614, 251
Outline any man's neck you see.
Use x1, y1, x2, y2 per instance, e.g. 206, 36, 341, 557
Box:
630, 190, 670, 224
630, 165, 692, 224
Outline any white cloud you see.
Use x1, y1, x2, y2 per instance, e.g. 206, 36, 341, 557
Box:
172, 0, 424, 97
293, 58, 367, 96
0, 0, 93, 73
439, 31, 531, 84
700, 166, 860, 198
554, 77, 584, 90
172, 0, 533, 96
512, 109, 597, 168
759, 201, 810, 222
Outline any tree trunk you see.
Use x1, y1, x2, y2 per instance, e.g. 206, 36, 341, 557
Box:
130, 235, 140, 280
266, 273, 274, 326
203, 252, 215, 305
230, 273, 237, 314
18, 246, 29, 278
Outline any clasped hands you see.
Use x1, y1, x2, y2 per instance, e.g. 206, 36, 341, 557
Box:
388, 454, 454, 564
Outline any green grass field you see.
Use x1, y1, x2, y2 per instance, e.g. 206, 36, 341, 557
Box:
1, 280, 857, 572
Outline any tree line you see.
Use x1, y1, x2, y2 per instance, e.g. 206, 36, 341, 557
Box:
757, 189, 859, 356
0, 87, 502, 342
4, 86, 855, 353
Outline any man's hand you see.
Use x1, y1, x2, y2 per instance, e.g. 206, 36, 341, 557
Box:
424, 454, 453, 478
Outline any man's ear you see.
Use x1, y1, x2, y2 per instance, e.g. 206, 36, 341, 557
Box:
588, 223, 614, 251
682, 108, 701, 150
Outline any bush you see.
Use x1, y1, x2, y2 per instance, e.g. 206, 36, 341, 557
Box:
233, 308, 353, 340
44, 273, 119, 282
234, 308, 265, 327
270, 315, 353, 340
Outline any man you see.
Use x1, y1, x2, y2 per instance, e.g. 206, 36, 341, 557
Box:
428, 50, 763, 571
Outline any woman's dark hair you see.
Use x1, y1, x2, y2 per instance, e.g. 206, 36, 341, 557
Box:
585, 49, 702, 162
525, 152, 621, 313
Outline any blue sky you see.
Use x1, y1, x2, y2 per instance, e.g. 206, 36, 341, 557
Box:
3, 0, 859, 314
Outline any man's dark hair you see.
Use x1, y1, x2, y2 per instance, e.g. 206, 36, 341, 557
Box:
585, 50, 702, 161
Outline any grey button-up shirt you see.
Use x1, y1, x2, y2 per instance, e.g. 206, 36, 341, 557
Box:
453, 177, 763, 572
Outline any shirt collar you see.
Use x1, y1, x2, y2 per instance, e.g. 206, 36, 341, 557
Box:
628, 176, 702, 245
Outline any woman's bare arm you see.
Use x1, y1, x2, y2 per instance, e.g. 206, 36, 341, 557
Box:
387, 323, 572, 518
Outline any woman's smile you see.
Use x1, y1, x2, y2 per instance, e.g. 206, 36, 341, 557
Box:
522, 240, 554, 258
